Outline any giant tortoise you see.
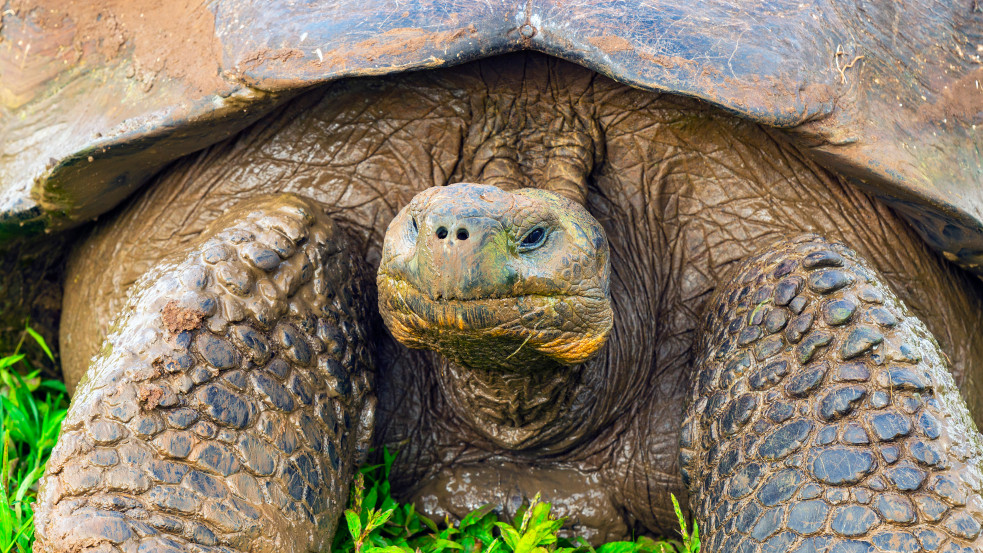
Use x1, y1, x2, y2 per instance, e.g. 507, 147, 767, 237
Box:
2, 1, 983, 552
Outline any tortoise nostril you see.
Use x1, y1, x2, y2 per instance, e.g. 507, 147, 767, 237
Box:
456, 228, 469, 240
436, 227, 448, 239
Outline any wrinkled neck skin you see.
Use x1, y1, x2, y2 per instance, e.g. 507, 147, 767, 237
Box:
434, 355, 602, 453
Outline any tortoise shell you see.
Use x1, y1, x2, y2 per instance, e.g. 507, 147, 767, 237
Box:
1, 1, 980, 272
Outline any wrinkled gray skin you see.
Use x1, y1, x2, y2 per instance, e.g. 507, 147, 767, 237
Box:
35, 54, 983, 552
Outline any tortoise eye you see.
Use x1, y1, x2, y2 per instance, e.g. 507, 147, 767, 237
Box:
520, 227, 547, 250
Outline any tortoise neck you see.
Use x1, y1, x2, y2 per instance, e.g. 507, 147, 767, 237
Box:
436, 357, 599, 452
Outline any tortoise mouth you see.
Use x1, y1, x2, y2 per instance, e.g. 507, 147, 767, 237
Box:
379, 272, 606, 308
377, 273, 612, 368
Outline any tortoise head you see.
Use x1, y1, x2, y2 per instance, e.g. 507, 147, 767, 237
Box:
377, 183, 612, 373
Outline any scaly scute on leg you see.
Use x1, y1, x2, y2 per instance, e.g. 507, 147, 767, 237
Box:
34, 194, 375, 553
682, 235, 983, 553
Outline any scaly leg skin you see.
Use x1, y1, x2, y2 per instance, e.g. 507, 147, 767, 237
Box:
34, 195, 375, 553
681, 235, 983, 553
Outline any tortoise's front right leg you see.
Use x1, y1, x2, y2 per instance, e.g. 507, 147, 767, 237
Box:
34, 195, 375, 553
681, 235, 983, 553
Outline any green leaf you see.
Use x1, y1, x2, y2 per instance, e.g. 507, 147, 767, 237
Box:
364, 546, 413, 553
670, 494, 688, 543
484, 538, 503, 553
366, 509, 395, 534
38, 379, 66, 394
24, 328, 53, 362
458, 504, 494, 530
597, 542, 638, 553
432, 539, 463, 551
495, 523, 521, 551
13, 467, 40, 503
515, 529, 544, 553
2, 514, 33, 553
564, 536, 596, 553
364, 486, 380, 512
346, 510, 363, 538
0, 355, 24, 372
420, 513, 439, 534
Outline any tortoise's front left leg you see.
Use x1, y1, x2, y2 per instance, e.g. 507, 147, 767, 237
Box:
681, 235, 983, 553
34, 195, 375, 553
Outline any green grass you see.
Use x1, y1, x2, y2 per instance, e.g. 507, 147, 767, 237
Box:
332, 448, 700, 553
0, 328, 700, 553
0, 327, 68, 553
